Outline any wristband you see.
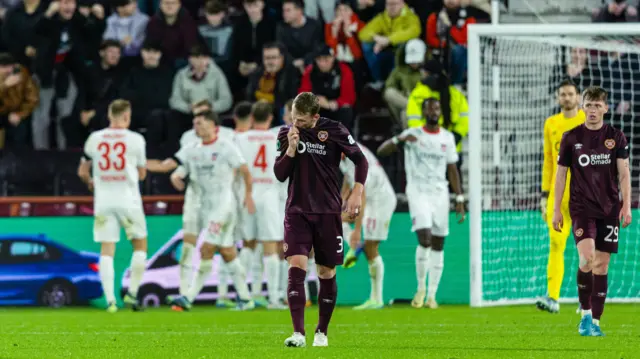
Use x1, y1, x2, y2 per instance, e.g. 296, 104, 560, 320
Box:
455, 194, 465, 203
391, 136, 400, 145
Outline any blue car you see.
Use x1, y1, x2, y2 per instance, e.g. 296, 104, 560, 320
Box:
0, 234, 103, 307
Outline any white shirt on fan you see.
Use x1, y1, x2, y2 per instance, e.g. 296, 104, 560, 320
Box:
83, 128, 146, 212
400, 127, 458, 194
340, 142, 395, 203
175, 137, 246, 210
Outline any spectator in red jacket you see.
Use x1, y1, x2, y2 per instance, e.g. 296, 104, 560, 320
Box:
145, 0, 199, 68
426, 0, 476, 85
325, 1, 367, 89
299, 45, 356, 129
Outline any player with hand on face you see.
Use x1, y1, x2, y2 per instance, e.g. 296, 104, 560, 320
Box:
275, 92, 368, 348
377, 97, 465, 309
167, 110, 257, 312
340, 142, 397, 310
78, 100, 148, 313
537, 80, 586, 313
553, 86, 631, 337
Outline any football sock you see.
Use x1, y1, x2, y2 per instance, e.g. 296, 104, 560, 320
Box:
547, 231, 567, 301
308, 256, 319, 291
228, 257, 251, 301
577, 269, 593, 311
218, 261, 229, 300
415, 245, 430, 292
288, 267, 307, 335
239, 247, 254, 292
316, 276, 338, 335
128, 251, 146, 297
427, 250, 444, 300
591, 274, 608, 320
265, 254, 280, 303
369, 256, 384, 303
99, 255, 115, 304
251, 248, 264, 297
179, 242, 195, 296
187, 259, 213, 303
280, 259, 289, 301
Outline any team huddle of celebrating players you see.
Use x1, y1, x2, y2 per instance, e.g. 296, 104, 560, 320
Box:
77, 85, 625, 347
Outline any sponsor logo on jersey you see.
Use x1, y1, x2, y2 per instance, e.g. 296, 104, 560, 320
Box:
211, 153, 218, 160
441, 143, 447, 152
574, 143, 582, 150
318, 130, 329, 142
578, 153, 611, 167
605, 139, 615, 149
297, 142, 326, 155
575, 228, 583, 237
348, 135, 355, 145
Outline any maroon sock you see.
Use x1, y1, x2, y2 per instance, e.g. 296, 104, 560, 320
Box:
591, 274, 608, 320
577, 269, 593, 310
316, 276, 338, 335
287, 267, 307, 335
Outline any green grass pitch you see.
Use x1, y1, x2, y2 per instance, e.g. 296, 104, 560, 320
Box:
0, 304, 638, 358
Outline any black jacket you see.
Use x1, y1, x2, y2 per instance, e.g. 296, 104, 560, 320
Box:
120, 64, 175, 115
233, 12, 277, 65
275, 18, 322, 64
1, 1, 46, 67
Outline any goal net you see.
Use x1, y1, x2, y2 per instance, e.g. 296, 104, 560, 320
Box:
467, 24, 640, 306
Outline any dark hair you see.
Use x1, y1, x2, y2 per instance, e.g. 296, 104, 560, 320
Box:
558, 79, 579, 93
100, 39, 121, 51
0, 52, 15, 66
197, 110, 220, 125
189, 45, 209, 58
263, 42, 284, 55
192, 100, 212, 111
205, 0, 227, 14
113, 0, 134, 8
582, 86, 608, 103
421, 97, 439, 110
293, 92, 320, 116
335, 0, 351, 9
252, 100, 273, 123
243, 0, 262, 4
234, 101, 253, 120
141, 38, 162, 51
282, 0, 303, 9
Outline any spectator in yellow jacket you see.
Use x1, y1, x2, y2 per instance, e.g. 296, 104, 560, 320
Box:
406, 59, 468, 154
358, 0, 420, 84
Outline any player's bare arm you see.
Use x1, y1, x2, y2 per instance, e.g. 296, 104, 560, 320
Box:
146, 158, 178, 173
344, 182, 364, 221
617, 157, 632, 227
77, 159, 93, 191
340, 176, 354, 223
447, 163, 465, 223
170, 169, 186, 192
238, 164, 256, 214
376, 133, 418, 157
552, 165, 569, 232
349, 188, 366, 249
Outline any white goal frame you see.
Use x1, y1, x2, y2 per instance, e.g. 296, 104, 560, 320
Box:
467, 23, 640, 307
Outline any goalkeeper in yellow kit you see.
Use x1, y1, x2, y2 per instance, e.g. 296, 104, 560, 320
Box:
536, 80, 585, 313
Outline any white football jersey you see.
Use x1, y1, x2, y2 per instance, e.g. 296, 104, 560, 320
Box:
84, 128, 146, 211
401, 127, 459, 194
340, 142, 395, 202
175, 137, 246, 209
235, 129, 279, 193
270, 125, 289, 201
179, 126, 235, 148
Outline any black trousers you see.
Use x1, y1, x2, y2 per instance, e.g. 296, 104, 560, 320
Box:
0, 114, 33, 150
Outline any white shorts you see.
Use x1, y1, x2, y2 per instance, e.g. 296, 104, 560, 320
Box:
94, 207, 147, 243
363, 197, 397, 241
203, 206, 237, 248
182, 186, 200, 236
242, 190, 283, 241
407, 190, 450, 237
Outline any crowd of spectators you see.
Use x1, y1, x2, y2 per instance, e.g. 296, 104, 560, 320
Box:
0, 0, 489, 161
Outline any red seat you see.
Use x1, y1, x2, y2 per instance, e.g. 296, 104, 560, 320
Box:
168, 202, 184, 215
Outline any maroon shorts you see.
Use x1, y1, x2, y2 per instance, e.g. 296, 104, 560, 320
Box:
571, 216, 619, 253
283, 213, 344, 267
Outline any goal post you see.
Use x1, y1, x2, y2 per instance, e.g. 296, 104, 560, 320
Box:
467, 23, 640, 307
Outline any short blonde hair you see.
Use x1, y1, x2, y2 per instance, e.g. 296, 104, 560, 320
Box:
108, 99, 131, 119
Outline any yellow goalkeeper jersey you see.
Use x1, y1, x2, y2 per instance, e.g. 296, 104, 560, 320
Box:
542, 110, 586, 196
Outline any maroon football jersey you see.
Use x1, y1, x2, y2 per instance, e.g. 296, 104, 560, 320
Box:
558, 123, 628, 219
274, 118, 365, 214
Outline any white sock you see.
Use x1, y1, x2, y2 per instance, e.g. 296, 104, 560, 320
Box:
593, 318, 600, 326
227, 257, 251, 301
415, 246, 430, 292
179, 242, 195, 296
265, 254, 280, 304
187, 259, 213, 303
582, 309, 592, 317
239, 247, 254, 293
279, 259, 289, 301
251, 247, 264, 297
218, 261, 229, 299
128, 251, 146, 297
369, 256, 384, 303
99, 255, 115, 304
428, 250, 444, 300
